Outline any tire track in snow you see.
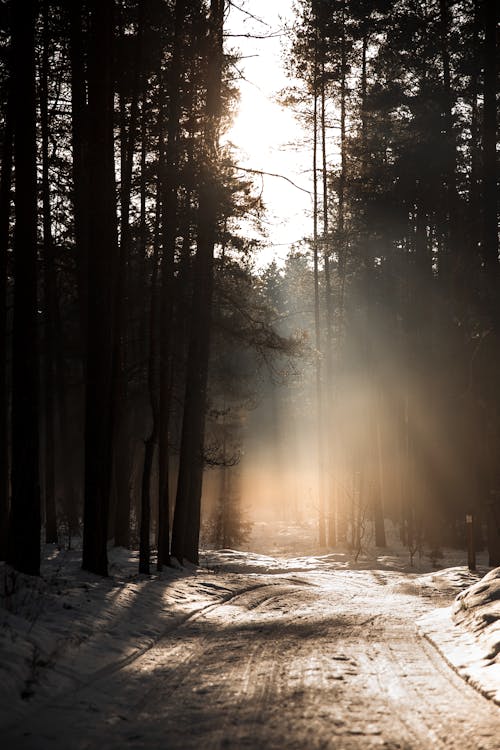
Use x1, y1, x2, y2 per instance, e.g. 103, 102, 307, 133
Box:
2, 580, 304, 749
4, 570, 500, 750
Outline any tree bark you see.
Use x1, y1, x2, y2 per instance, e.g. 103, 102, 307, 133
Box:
138, 86, 165, 575
7, 0, 40, 575
139, 240, 160, 575
337, 0, 348, 315
373, 393, 386, 547
439, 0, 462, 286
482, 0, 498, 277
0, 70, 13, 560
468, 0, 480, 261
312, 39, 326, 548
157, 0, 188, 570
171, 0, 224, 564
40, 0, 58, 545
69, 0, 89, 359
320, 58, 335, 548
82, 0, 118, 576
113, 4, 145, 548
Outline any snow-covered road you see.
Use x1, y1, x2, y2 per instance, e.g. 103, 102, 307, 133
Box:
3, 565, 499, 750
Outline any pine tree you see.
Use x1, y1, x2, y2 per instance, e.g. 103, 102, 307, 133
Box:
8, 0, 40, 575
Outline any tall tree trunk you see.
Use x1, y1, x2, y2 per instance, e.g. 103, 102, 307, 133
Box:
68, 4, 88, 536
157, 0, 187, 571
360, 29, 368, 172
373, 392, 386, 547
139, 87, 164, 575
439, 0, 463, 294
82, 0, 118, 576
483, 0, 500, 566
321, 61, 333, 359
468, 0, 480, 263
482, 0, 498, 278
139, 235, 160, 575
0, 72, 13, 560
321, 59, 335, 548
337, 1, 348, 317
69, 0, 89, 360
171, 0, 224, 565
40, 0, 58, 545
113, 4, 144, 548
312, 41, 326, 548
7, 0, 40, 575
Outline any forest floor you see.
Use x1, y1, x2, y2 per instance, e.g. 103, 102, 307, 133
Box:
0, 520, 499, 749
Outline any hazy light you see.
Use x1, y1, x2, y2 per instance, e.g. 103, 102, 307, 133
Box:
225, 0, 312, 266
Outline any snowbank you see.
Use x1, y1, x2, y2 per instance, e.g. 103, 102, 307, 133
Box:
0, 547, 242, 729
418, 567, 500, 705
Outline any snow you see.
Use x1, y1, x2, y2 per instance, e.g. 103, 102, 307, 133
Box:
0, 522, 499, 748
0, 547, 243, 726
418, 565, 500, 706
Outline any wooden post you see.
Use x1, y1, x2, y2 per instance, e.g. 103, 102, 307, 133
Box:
466, 514, 476, 572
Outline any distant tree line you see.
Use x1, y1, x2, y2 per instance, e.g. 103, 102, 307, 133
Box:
284, 0, 499, 562
0, 0, 297, 576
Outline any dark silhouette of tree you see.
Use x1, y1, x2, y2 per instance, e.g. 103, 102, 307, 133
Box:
156, 0, 188, 571
7, 0, 40, 575
171, 0, 225, 564
82, 0, 119, 576
0, 36, 13, 561
69, 0, 89, 357
40, 0, 58, 545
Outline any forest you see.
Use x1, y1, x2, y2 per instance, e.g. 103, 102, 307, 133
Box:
0, 0, 498, 579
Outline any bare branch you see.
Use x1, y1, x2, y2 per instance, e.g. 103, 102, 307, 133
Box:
227, 0, 271, 27
233, 166, 312, 196
225, 31, 285, 39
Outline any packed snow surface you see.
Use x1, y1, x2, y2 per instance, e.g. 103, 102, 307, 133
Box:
1, 522, 499, 749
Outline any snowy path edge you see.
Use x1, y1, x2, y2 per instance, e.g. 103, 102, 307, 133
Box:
417, 607, 500, 707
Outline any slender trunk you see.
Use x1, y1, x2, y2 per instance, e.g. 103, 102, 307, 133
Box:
139, 440, 153, 574
373, 392, 386, 547
360, 29, 368, 172
439, 0, 461, 285
139, 238, 160, 575
482, 0, 498, 277
321, 60, 335, 547
40, 0, 58, 545
7, 0, 40, 575
68, 5, 88, 534
469, 0, 480, 260
53, 304, 79, 540
483, 0, 500, 564
312, 43, 326, 548
321, 62, 333, 356
113, 5, 144, 548
69, 0, 89, 359
139, 91, 164, 575
138, 89, 148, 353
82, 0, 118, 576
158, 0, 187, 571
334, 6, 348, 541
0, 75, 13, 560
337, 2, 348, 319
171, 79, 196, 410
171, 0, 224, 565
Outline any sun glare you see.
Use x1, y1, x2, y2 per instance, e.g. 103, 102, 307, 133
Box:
225, 0, 312, 264
229, 91, 293, 160
226, 87, 312, 264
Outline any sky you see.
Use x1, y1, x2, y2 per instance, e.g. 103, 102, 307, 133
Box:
224, 0, 313, 266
